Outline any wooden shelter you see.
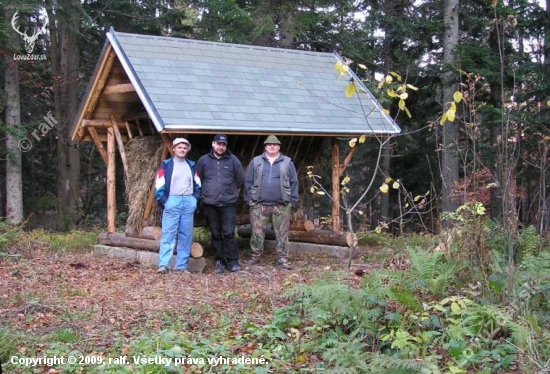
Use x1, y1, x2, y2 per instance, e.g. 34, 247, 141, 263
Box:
70, 28, 400, 247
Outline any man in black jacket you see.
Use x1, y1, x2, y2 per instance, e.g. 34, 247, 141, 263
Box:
196, 135, 245, 273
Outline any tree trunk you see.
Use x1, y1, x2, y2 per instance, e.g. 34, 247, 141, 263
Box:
441, 0, 460, 225
4, 7, 24, 225
48, 0, 82, 230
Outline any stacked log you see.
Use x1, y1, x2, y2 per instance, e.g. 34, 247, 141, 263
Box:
236, 227, 357, 247
125, 225, 162, 240
99, 232, 158, 251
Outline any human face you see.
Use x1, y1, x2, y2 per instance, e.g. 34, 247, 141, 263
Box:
264, 143, 280, 157
173, 143, 189, 159
212, 141, 227, 157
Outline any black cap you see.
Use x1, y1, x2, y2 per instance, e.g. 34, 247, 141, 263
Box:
213, 134, 228, 144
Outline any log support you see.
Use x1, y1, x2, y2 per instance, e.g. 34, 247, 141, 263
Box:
107, 127, 116, 233
332, 138, 341, 231
237, 227, 357, 247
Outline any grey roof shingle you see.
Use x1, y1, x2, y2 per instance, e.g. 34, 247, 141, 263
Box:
107, 29, 400, 136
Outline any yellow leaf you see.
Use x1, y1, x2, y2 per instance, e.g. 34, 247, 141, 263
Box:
440, 113, 447, 125
382, 108, 390, 115
316, 191, 325, 195
453, 91, 463, 103
386, 89, 399, 98
446, 109, 456, 122
349, 138, 357, 147
404, 107, 412, 118
357, 210, 364, 215
378, 80, 385, 89
450, 101, 456, 111
334, 61, 344, 72
398, 99, 406, 110
385, 177, 393, 183
345, 82, 356, 98
380, 183, 389, 193
414, 195, 421, 202
404, 203, 409, 208
359, 134, 366, 143
392, 181, 400, 189
389, 71, 402, 81
547, 100, 550, 106
375, 226, 382, 234
309, 186, 315, 193
406, 84, 419, 91
341, 176, 351, 185
385, 75, 393, 84
399, 92, 408, 100
358, 63, 367, 69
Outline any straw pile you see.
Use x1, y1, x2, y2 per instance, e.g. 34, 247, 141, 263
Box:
125, 136, 164, 232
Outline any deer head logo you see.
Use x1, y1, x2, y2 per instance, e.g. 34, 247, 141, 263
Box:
11, 11, 49, 54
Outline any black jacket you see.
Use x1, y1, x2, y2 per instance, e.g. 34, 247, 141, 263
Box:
196, 149, 245, 206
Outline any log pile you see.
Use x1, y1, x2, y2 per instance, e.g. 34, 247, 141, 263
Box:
236, 226, 357, 247
99, 218, 356, 255
98, 229, 207, 273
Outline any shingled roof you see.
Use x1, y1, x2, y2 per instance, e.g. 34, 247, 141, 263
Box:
71, 28, 400, 142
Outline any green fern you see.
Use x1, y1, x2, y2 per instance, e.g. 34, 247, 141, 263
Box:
390, 285, 423, 312
406, 247, 461, 297
517, 225, 542, 257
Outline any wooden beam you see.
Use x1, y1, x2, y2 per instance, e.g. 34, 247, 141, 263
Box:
161, 133, 174, 156
83, 47, 117, 120
341, 145, 359, 174
102, 83, 135, 95
107, 127, 116, 233
332, 137, 341, 232
87, 127, 109, 165
82, 119, 125, 127
110, 114, 129, 180
125, 121, 133, 139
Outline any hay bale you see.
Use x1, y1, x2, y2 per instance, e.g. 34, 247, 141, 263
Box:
125, 136, 164, 232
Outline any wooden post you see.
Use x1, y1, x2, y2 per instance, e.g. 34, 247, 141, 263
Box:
110, 114, 128, 180
331, 137, 341, 232
107, 127, 116, 233
87, 127, 108, 165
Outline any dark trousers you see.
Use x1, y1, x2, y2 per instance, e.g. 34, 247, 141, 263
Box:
203, 204, 239, 264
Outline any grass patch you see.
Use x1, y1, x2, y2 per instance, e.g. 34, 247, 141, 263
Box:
20, 229, 99, 251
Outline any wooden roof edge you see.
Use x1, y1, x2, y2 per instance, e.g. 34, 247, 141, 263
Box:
70, 39, 113, 142
106, 28, 165, 133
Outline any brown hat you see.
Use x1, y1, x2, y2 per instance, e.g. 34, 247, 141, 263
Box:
264, 135, 281, 145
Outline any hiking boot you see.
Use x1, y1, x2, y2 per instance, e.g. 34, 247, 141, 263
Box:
227, 262, 242, 272
243, 258, 260, 266
157, 265, 169, 274
214, 260, 225, 274
276, 259, 293, 270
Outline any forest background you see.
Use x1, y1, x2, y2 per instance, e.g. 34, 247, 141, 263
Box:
1, 0, 550, 373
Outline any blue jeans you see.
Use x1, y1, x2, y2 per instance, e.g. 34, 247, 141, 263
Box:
158, 195, 197, 270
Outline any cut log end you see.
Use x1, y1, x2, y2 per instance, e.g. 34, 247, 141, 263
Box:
191, 242, 204, 258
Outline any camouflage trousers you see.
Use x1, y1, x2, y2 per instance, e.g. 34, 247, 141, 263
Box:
249, 203, 292, 260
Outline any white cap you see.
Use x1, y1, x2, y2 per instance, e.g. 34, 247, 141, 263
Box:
172, 137, 191, 150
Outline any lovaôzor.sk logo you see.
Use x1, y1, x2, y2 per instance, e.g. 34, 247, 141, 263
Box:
11, 11, 48, 60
